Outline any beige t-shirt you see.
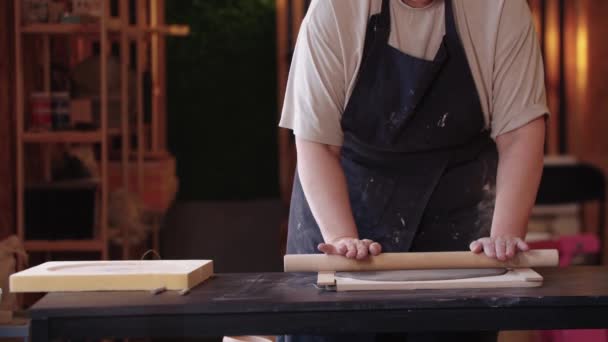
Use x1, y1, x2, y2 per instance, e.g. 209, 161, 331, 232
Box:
279, 0, 549, 146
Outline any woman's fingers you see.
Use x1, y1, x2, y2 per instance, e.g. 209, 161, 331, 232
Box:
515, 238, 530, 251
505, 239, 516, 259
469, 240, 483, 253
317, 243, 337, 254
316, 241, 350, 256
470, 236, 530, 260
344, 240, 357, 259
481, 238, 496, 258
317, 243, 337, 255
369, 242, 382, 255
495, 237, 506, 261
318, 238, 382, 258
354, 240, 367, 259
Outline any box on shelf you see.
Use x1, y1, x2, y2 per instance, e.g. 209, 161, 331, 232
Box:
29, 92, 52, 131
69, 98, 93, 126
71, 0, 102, 18
24, 179, 98, 240
29, 92, 74, 131
22, 0, 49, 24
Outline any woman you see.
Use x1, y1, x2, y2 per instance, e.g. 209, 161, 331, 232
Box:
279, 0, 547, 340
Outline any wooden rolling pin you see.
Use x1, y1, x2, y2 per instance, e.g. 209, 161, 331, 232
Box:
284, 249, 559, 272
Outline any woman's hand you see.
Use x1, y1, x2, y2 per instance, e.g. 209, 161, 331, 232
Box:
469, 236, 529, 261
318, 237, 382, 260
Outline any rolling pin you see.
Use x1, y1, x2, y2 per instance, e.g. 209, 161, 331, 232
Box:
284, 249, 559, 272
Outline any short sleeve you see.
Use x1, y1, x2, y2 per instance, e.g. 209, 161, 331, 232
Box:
278, 0, 346, 146
491, 0, 549, 138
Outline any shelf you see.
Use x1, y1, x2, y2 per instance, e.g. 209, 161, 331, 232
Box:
15, 1, 178, 262
129, 25, 190, 37
21, 21, 122, 35
108, 124, 149, 136
26, 178, 100, 190
21, 23, 189, 37
108, 127, 124, 136
22, 131, 103, 143
24, 239, 105, 252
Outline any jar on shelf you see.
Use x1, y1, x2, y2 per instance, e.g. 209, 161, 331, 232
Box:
29, 92, 52, 131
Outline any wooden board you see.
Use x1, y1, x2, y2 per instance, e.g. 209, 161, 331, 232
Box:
328, 268, 543, 292
317, 271, 336, 286
9, 260, 213, 293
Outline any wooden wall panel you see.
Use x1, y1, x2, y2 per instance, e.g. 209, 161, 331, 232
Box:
548, 0, 608, 261
529, 0, 608, 260
529, 0, 608, 168
0, 0, 16, 239
566, 1, 608, 261
540, 0, 561, 155
569, 1, 608, 161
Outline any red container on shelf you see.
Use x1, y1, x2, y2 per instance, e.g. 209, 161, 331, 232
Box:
30, 92, 52, 131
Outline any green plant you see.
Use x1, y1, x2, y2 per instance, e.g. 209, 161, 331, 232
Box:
167, 0, 278, 200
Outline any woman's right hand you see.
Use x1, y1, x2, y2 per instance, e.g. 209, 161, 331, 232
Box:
317, 237, 382, 260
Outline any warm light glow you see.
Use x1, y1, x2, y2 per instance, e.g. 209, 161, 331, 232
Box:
575, 9, 588, 97
544, 1, 561, 89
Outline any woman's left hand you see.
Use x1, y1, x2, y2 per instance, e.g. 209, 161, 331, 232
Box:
469, 236, 530, 261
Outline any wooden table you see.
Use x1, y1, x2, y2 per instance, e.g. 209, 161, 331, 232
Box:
28, 267, 608, 341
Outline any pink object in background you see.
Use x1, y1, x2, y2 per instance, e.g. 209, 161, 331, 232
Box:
529, 234, 606, 342
529, 233, 600, 267
539, 330, 608, 342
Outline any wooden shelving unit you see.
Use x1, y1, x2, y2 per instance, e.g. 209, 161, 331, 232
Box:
22, 131, 104, 143
14, 0, 188, 260
21, 22, 188, 37
24, 239, 106, 252
21, 22, 119, 34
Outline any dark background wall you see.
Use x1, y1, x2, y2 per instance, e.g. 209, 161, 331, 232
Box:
0, 0, 15, 239
166, 0, 279, 201
161, 0, 283, 273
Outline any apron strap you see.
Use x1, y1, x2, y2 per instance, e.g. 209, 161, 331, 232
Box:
374, 0, 391, 44
378, 0, 391, 30
444, 0, 462, 48
359, 0, 391, 70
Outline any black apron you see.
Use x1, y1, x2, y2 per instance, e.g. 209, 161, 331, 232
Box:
282, 0, 498, 340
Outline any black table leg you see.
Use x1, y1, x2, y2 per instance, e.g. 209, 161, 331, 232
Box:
30, 318, 49, 342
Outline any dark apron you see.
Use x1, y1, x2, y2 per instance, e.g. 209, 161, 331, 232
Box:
282, 0, 498, 340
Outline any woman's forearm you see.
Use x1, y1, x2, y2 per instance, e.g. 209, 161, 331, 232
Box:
295, 137, 358, 243
492, 117, 546, 238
